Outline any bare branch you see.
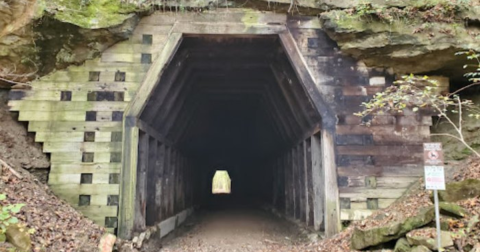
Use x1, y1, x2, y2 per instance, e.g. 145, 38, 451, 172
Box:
449, 82, 480, 96
0, 159, 23, 179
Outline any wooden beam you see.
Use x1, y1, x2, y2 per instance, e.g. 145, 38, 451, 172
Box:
155, 143, 165, 223
140, 51, 190, 124
278, 31, 336, 129
118, 126, 139, 239
126, 33, 183, 118
146, 137, 158, 226
134, 131, 149, 231
311, 134, 324, 231
322, 130, 340, 237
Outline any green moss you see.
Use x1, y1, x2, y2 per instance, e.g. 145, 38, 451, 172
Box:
42, 0, 139, 29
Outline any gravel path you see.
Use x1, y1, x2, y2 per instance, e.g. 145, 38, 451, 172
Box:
142, 207, 307, 252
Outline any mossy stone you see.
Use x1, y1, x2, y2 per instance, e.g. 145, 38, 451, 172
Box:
394, 237, 412, 252
351, 206, 435, 250
439, 202, 469, 218
406, 228, 453, 250
438, 179, 480, 202
5, 224, 32, 252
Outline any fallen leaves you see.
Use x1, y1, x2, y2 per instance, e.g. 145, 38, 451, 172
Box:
0, 166, 105, 251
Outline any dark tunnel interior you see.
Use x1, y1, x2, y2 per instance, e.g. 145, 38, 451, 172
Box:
136, 35, 322, 228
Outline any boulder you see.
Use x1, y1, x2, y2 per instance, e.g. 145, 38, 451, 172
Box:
439, 202, 469, 218
438, 179, 480, 202
351, 206, 435, 250
411, 245, 431, 252
394, 238, 411, 252
98, 233, 116, 252
406, 228, 453, 251
5, 224, 32, 251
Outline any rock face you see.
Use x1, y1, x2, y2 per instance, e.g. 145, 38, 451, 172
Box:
438, 179, 480, 202
439, 202, 469, 218
394, 237, 412, 252
351, 206, 435, 250
1, 0, 479, 84
0, 0, 140, 85
319, 2, 480, 80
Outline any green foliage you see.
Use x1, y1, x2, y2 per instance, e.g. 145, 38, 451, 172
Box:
458, 50, 480, 83
0, 194, 24, 234
355, 74, 480, 123
0, 194, 34, 240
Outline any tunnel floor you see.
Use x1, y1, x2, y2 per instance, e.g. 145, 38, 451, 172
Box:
141, 206, 308, 252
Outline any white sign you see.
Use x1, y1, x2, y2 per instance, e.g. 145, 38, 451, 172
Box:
424, 166, 446, 190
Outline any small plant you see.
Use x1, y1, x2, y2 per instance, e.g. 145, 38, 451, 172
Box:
0, 194, 25, 240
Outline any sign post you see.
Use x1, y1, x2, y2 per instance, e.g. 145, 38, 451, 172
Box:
423, 143, 445, 251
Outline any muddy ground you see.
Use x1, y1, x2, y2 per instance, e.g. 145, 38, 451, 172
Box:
0, 90, 50, 182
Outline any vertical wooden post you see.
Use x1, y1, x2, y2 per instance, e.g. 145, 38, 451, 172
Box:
322, 130, 340, 237
134, 131, 149, 231
297, 143, 306, 223
293, 146, 301, 220
118, 126, 139, 239
162, 146, 170, 219
284, 152, 292, 217
146, 137, 157, 226
169, 149, 176, 216
311, 133, 324, 231
304, 139, 314, 227
155, 143, 165, 222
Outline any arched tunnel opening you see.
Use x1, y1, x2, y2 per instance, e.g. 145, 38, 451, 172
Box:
122, 35, 328, 238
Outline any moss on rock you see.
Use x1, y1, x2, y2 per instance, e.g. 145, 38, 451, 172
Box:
37, 0, 138, 29
351, 206, 435, 250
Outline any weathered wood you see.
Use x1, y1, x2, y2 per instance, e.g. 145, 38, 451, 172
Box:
162, 146, 171, 219
297, 143, 306, 222
118, 126, 139, 239
311, 134, 324, 231
126, 33, 183, 118
43, 142, 122, 153
9, 101, 128, 112
304, 139, 314, 226
173, 22, 286, 35
292, 147, 300, 220
137, 119, 171, 145
50, 163, 121, 174
134, 131, 149, 231
279, 31, 336, 128
339, 188, 406, 199
322, 130, 340, 237
169, 149, 176, 217
146, 137, 157, 226
155, 143, 165, 222
28, 121, 122, 132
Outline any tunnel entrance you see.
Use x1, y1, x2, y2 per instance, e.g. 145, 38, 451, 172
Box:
119, 33, 335, 239
212, 170, 231, 194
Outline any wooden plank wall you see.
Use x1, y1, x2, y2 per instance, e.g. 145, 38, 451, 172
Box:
271, 134, 325, 230
287, 17, 429, 222
134, 129, 194, 233
8, 15, 176, 232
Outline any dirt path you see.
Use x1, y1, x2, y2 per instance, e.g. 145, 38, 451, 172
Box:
142, 208, 308, 252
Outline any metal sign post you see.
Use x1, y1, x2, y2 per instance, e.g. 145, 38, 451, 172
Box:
423, 143, 446, 251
